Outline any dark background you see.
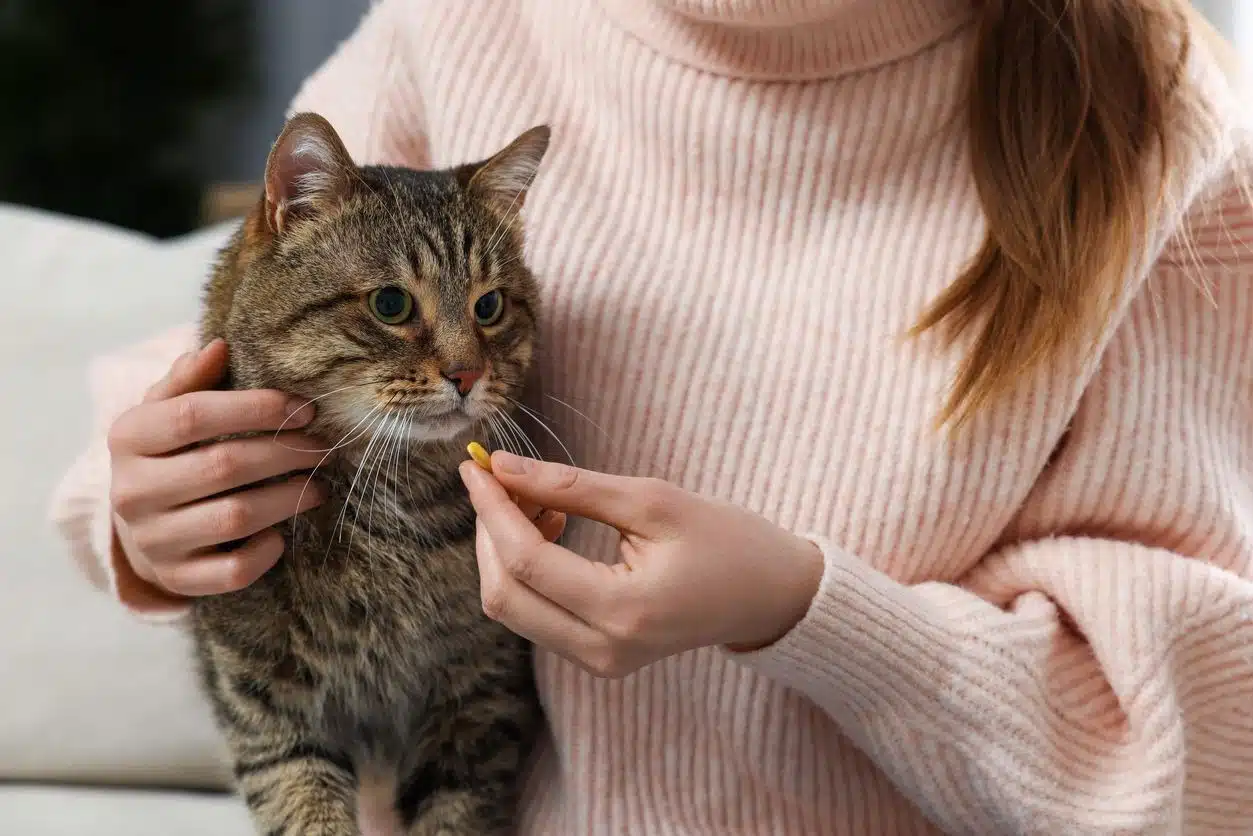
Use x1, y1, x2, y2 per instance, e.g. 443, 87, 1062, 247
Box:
0, 0, 369, 238
0, 1, 1242, 239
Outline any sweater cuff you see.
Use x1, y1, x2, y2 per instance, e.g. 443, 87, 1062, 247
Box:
47, 440, 189, 623
729, 537, 960, 720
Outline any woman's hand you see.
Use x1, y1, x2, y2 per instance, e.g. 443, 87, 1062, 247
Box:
460, 452, 824, 678
106, 339, 329, 598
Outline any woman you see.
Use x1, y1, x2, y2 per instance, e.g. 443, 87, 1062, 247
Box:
50, 0, 1253, 832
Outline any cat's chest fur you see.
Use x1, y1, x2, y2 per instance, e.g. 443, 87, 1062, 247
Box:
190, 442, 511, 755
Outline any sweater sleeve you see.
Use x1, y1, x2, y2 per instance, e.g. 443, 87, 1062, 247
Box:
47, 325, 198, 618
47, 0, 430, 618
737, 182, 1253, 833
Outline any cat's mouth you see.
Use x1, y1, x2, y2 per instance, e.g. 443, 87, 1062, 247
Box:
357, 383, 504, 445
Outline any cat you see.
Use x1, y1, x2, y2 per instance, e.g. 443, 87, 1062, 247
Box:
189, 111, 550, 836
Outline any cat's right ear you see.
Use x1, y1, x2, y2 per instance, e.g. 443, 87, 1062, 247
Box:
263, 112, 355, 236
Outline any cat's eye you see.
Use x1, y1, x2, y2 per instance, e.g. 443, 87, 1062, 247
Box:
473, 290, 505, 327
368, 286, 414, 325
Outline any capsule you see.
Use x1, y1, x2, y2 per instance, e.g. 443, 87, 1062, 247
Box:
467, 441, 492, 472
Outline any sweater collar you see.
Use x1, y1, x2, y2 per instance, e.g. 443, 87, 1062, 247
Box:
595, 0, 976, 80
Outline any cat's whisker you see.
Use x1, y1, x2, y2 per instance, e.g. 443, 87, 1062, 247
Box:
493, 408, 548, 468
343, 426, 387, 559
272, 382, 377, 449
292, 402, 386, 558
401, 409, 417, 500
359, 413, 393, 545
378, 413, 409, 534
504, 397, 575, 465
363, 412, 407, 547
361, 413, 404, 551
489, 408, 526, 459
329, 415, 383, 554
483, 413, 505, 456
485, 414, 508, 461
510, 402, 577, 453
509, 411, 544, 462
540, 394, 610, 440
330, 409, 391, 555
304, 402, 389, 470
493, 403, 538, 461
493, 407, 537, 461
391, 409, 410, 489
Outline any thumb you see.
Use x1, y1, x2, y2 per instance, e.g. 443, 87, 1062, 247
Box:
488, 451, 645, 531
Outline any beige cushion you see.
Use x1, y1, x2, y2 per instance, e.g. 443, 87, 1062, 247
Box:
0, 786, 251, 835
0, 205, 233, 788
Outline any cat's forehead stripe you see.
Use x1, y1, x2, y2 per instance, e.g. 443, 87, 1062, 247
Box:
413, 280, 443, 333
411, 222, 446, 273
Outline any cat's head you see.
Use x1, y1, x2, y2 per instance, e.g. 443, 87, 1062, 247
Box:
216, 112, 549, 447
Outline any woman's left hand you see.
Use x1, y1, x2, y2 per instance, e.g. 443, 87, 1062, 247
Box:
459, 451, 824, 678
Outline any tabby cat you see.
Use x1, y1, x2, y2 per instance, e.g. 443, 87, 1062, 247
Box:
190, 112, 550, 836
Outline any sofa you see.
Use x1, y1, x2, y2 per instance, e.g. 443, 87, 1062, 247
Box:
0, 204, 253, 833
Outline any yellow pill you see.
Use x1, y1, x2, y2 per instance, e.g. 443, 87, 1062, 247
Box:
467, 441, 492, 472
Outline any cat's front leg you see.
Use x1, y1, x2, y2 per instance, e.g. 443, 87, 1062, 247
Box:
232, 736, 360, 836
203, 665, 360, 836
396, 675, 539, 836
398, 782, 515, 836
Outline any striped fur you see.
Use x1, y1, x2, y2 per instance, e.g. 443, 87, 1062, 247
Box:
191, 115, 548, 835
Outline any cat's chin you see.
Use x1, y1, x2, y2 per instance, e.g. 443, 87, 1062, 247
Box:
394, 412, 474, 445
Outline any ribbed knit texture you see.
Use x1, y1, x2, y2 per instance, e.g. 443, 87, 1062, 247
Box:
47, 1, 1253, 833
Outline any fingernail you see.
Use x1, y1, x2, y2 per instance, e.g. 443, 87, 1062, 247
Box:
286, 400, 316, 426
492, 451, 532, 474
200, 338, 223, 356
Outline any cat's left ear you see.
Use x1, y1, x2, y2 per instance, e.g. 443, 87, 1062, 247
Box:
462, 125, 551, 221
263, 112, 355, 236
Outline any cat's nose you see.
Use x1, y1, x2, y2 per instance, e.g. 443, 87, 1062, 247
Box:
441, 365, 484, 396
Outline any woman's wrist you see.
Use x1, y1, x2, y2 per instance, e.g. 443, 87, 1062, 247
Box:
726, 534, 824, 653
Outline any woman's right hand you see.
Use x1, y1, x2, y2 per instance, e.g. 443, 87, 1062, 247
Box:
106, 339, 329, 598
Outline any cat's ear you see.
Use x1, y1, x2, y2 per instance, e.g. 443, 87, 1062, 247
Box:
462, 125, 551, 219
263, 112, 355, 235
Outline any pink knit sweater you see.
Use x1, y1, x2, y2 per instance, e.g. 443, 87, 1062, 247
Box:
49, 1, 1253, 833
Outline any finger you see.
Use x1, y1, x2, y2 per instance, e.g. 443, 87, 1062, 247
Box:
112, 388, 317, 455
536, 509, 567, 543
515, 498, 544, 522
462, 462, 547, 546
144, 338, 229, 403
144, 475, 326, 553
134, 431, 329, 510
462, 462, 618, 621
487, 451, 650, 531
515, 497, 563, 538
157, 527, 285, 596
476, 522, 609, 667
